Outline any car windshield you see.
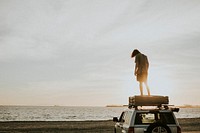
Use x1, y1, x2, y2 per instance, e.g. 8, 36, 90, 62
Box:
135, 112, 176, 125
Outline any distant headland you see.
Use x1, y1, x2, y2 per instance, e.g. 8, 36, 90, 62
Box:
106, 104, 200, 108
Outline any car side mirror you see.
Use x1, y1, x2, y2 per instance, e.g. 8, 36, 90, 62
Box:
113, 117, 119, 122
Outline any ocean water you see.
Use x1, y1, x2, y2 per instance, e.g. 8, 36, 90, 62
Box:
0, 106, 199, 121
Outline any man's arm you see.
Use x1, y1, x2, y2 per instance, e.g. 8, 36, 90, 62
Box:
134, 63, 138, 76
134, 55, 139, 76
146, 56, 149, 69
134, 64, 137, 76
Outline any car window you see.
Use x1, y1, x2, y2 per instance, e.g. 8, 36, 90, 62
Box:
159, 112, 176, 124
124, 111, 132, 125
119, 112, 125, 122
135, 113, 155, 124
118, 111, 132, 125
135, 112, 175, 125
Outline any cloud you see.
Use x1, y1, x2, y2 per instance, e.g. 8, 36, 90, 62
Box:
0, 0, 200, 105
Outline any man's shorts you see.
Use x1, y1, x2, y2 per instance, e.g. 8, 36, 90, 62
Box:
137, 74, 147, 82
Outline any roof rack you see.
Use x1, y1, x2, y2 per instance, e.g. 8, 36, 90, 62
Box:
128, 95, 169, 109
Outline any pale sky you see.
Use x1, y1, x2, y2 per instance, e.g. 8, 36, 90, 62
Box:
0, 0, 200, 106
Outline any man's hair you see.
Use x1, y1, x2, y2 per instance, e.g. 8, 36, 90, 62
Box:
131, 49, 140, 58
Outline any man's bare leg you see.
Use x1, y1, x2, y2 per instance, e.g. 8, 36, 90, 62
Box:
139, 82, 143, 96
144, 81, 150, 96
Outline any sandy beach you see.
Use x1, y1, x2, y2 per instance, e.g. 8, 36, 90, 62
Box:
0, 118, 199, 133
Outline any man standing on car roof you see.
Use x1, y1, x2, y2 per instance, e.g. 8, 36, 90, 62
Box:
131, 49, 150, 96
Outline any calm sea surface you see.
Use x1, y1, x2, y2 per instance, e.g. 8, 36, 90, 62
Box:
0, 106, 199, 121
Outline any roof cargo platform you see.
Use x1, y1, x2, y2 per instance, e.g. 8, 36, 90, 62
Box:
129, 95, 169, 108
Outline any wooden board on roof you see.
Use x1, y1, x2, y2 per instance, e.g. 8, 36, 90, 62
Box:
129, 95, 169, 107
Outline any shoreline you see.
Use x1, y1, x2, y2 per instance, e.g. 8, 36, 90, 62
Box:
0, 118, 199, 133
